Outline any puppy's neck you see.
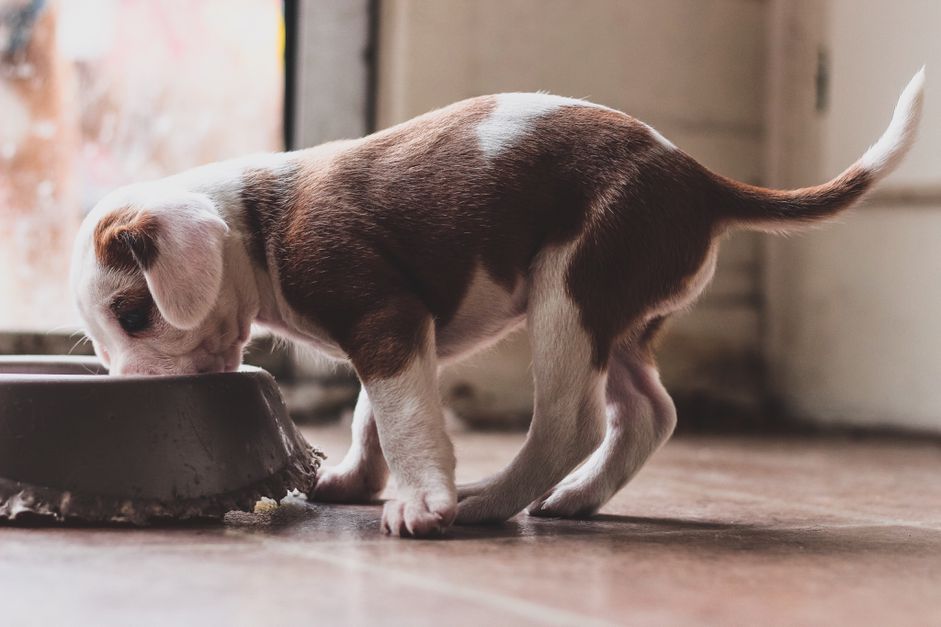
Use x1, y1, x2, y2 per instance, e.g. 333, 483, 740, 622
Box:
251, 260, 283, 326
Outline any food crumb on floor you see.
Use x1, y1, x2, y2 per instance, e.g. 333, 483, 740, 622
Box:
253, 497, 279, 514
224, 492, 312, 527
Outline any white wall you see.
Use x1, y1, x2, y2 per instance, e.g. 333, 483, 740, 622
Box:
765, 0, 941, 432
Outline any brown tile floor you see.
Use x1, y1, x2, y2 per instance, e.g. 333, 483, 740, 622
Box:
2, 424, 941, 626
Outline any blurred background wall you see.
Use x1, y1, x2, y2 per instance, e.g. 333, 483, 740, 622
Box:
766, 0, 941, 431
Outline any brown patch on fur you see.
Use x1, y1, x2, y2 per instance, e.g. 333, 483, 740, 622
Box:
640, 316, 669, 351
565, 148, 719, 366
240, 166, 300, 272
235, 96, 879, 379
94, 207, 160, 271
346, 297, 431, 381
718, 165, 873, 230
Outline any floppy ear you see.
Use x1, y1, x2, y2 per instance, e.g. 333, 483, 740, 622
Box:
94, 193, 229, 330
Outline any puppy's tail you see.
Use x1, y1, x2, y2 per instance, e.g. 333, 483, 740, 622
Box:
715, 68, 925, 234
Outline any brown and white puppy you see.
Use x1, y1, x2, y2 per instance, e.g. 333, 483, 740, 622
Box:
71, 70, 925, 537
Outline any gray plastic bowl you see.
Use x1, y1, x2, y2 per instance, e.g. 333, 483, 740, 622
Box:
0, 356, 322, 524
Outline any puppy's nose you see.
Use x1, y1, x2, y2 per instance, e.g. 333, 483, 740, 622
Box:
109, 364, 140, 376
110, 360, 166, 376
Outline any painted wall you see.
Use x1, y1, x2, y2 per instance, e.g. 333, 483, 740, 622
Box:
765, 0, 941, 432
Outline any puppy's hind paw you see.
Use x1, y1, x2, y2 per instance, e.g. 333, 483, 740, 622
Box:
381, 491, 456, 538
526, 484, 602, 519
455, 494, 518, 525
456, 479, 488, 501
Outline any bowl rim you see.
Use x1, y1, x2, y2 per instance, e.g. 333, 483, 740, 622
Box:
0, 355, 265, 383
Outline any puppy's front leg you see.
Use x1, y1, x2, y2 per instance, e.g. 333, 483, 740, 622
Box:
312, 388, 389, 503
350, 315, 456, 537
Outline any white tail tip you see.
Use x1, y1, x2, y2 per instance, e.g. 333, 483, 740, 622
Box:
858, 67, 926, 175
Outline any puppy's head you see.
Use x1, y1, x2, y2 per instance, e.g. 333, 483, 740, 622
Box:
71, 185, 249, 375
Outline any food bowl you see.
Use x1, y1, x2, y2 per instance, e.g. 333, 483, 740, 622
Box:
0, 356, 322, 524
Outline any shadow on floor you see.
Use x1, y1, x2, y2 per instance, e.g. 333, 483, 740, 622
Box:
218, 499, 941, 557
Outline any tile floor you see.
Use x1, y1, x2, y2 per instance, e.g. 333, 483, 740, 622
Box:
2, 424, 940, 625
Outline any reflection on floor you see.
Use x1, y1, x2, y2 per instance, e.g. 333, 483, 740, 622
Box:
2, 423, 940, 625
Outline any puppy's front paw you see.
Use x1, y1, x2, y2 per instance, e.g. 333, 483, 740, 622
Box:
381, 491, 456, 537
311, 465, 385, 503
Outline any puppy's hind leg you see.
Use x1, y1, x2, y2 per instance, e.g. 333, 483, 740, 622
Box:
528, 342, 676, 518
311, 387, 389, 503
456, 247, 607, 524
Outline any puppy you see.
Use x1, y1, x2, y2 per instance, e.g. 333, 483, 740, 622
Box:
71, 70, 925, 537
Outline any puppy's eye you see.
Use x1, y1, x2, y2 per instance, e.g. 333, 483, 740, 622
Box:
110, 288, 155, 336
117, 307, 151, 335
